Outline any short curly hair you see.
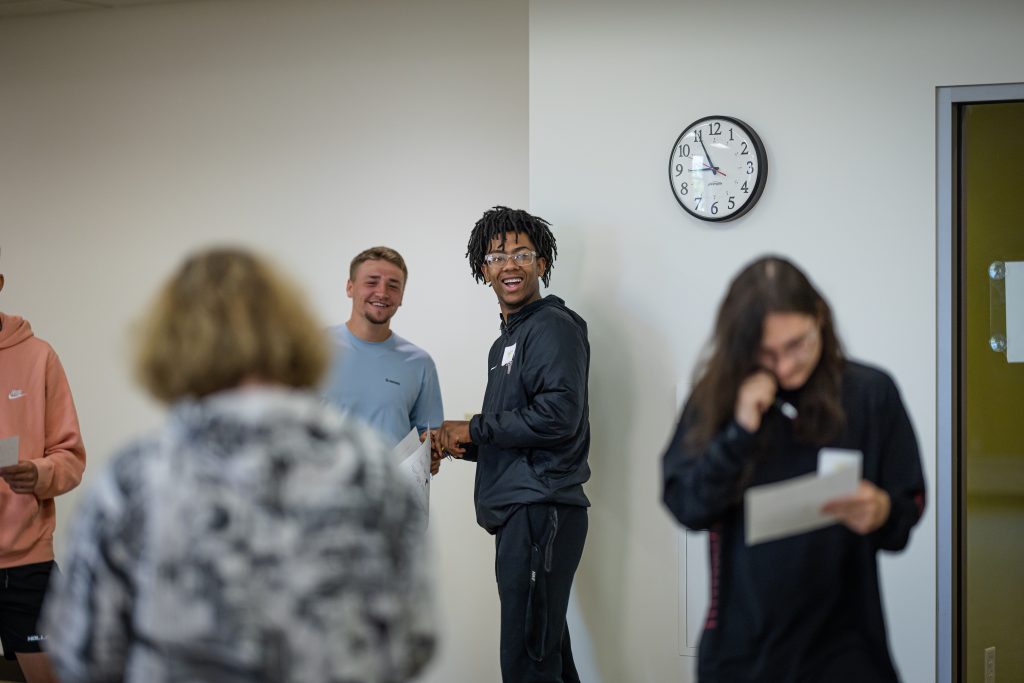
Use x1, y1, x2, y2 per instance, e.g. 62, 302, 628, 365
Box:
466, 206, 557, 286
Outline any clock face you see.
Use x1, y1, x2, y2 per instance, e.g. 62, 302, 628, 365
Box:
668, 116, 767, 222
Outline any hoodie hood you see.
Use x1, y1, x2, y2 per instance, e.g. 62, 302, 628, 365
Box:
0, 313, 33, 350
501, 295, 587, 336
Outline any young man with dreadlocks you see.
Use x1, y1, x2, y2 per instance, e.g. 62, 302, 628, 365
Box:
433, 206, 591, 683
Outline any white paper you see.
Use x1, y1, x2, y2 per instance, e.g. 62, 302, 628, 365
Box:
0, 436, 18, 468
393, 427, 431, 515
393, 427, 422, 464
818, 448, 862, 478
745, 450, 862, 545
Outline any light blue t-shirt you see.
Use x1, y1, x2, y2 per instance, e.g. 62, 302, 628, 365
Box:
323, 325, 444, 449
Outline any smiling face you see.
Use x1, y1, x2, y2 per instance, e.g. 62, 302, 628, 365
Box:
757, 311, 823, 390
347, 259, 405, 328
482, 231, 547, 318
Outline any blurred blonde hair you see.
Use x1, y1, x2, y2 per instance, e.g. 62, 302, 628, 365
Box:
136, 247, 329, 403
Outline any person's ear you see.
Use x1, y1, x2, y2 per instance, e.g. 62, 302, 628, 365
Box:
538, 258, 547, 282
345, 279, 354, 299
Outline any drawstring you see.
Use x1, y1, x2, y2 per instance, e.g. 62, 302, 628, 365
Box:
543, 508, 559, 572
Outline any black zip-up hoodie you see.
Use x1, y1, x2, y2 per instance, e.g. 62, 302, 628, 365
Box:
466, 295, 591, 533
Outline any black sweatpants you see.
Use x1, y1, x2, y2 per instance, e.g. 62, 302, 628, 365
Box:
495, 503, 588, 683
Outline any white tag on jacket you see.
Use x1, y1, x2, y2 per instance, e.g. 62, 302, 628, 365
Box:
501, 343, 517, 367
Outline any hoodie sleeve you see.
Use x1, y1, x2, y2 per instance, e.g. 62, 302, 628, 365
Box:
869, 373, 926, 552
33, 347, 86, 500
470, 314, 587, 449
662, 403, 757, 531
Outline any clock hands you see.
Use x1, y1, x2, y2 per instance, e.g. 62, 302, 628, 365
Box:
698, 135, 722, 176
692, 163, 727, 176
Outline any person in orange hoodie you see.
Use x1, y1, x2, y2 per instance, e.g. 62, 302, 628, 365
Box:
0, 263, 86, 683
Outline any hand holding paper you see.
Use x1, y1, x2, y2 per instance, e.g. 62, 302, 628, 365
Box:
821, 480, 891, 535
745, 448, 864, 545
0, 436, 37, 495
0, 461, 38, 494
435, 420, 471, 458
421, 431, 443, 475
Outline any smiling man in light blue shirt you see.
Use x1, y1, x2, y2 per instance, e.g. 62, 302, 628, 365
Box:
323, 247, 443, 449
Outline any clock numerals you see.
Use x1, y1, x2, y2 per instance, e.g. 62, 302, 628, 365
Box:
670, 116, 766, 222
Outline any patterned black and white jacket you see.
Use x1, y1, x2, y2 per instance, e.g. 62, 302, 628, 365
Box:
43, 386, 435, 683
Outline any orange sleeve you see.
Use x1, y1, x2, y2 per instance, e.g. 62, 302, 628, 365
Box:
32, 348, 86, 500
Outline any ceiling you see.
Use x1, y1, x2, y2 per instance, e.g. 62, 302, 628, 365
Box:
0, 0, 185, 19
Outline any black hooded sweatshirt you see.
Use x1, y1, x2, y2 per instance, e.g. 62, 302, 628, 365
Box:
466, 295, 591, 533
662, 360, 926, 683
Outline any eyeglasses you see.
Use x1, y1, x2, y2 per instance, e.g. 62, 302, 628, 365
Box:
483, 251, 537, 267
757, 327, 819, 370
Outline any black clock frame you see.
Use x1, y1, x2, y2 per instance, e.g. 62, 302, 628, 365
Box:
668, 115, 768, 223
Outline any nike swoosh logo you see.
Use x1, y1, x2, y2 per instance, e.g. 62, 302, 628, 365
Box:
8, 390, 25, 400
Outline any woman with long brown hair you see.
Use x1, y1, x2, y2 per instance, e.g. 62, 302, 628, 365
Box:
662, 255, 925, 683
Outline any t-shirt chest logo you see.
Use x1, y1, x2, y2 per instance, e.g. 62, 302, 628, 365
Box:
385, 378, 401, 386
8, 389, 26, 400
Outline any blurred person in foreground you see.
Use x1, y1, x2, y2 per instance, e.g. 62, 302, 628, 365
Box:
42, 247, 435, 683
0, 250, 86, 683
662, 255, 925, 683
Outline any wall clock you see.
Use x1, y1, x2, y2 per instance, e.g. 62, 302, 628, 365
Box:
668, 115, 767, 222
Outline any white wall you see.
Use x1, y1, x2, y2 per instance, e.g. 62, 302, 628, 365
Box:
0, 1, 525, 681
6, 1, 1024, 681
529, 1, 1024, 682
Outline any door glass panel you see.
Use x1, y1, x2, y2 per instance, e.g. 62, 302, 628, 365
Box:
961, 101, 1024, 683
